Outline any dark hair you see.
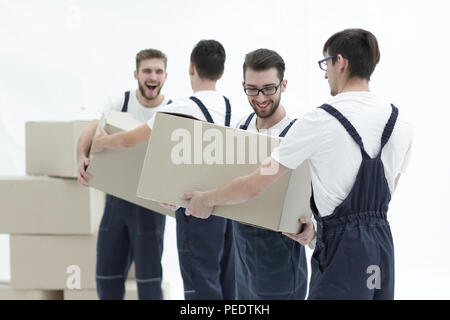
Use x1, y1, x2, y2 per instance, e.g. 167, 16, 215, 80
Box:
190, 40, 226, 81
136, 48, 167, 70
323, 28, 380, 80
243, 48, 285, 81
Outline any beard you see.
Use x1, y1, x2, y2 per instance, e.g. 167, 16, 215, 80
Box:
250, 93, 281, 119
138, 81, 162, 101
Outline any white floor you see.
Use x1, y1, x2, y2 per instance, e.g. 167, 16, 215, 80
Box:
2, 227, 450, 299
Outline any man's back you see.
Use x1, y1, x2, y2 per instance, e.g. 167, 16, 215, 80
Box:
274, 91, 413, 217
147, 90, 242, 128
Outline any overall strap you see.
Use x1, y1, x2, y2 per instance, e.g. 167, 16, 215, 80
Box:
378, 104, 399, 158
319, 104, 370, 159
223, 96, 231, 127
239, 113, 255, 130
121, 91, 130, 112
189, 96, 214, 124
279, 118, 298, 137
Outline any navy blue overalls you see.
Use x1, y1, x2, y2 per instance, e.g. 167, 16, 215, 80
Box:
175, 95, 236, 300
308, 103, 398, 300
96, 91, 170, 300
233, 113, 308, 300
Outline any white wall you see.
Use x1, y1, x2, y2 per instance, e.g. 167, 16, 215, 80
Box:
1, 0, 449, 299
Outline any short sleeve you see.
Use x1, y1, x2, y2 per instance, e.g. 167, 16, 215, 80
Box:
399, 138, 413, 173
271, 109, 325, 169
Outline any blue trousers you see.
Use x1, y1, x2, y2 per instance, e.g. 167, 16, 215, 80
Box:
233, 221, 307, 299
176, 208, 235, 300
96, 195, 166, 300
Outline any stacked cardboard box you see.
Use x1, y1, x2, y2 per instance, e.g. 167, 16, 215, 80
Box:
3, 119, 167, 299
0, 281, 63, 300
1, 120, 102, 299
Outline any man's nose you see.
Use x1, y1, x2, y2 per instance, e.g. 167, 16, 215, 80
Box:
255, 92, 267, 102
148, 72, 158, 82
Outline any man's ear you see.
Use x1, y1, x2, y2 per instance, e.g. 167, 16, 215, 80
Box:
281, 79, 288, 93
134, 70, 138, 80
337, 54, 348, 73
189, 62, 195, 76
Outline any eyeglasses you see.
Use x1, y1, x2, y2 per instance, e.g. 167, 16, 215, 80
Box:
244, 81, 283, 96
318, 56, 337, 71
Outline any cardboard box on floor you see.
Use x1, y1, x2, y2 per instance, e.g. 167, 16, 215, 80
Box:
136, 113, 311, 234
0, 282, 63, 300
0, 176, 104, 234
86, 111, 174, 218
26, 120, 90, 178
10, 234, 98, 289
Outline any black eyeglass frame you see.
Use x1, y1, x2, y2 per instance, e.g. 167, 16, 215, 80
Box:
243, 80, 283, 97
318, 55, 337, 71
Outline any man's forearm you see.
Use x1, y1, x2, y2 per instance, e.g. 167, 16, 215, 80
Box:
211, 158, 288, 207
77, 120, 99, 160
183, 157, 288, 219
211, 175, 263, 207
97, 124, 151, 151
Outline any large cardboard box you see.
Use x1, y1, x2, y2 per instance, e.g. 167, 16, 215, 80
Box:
0, 176, 104, 234
86, 111, 174, 217
10, 234, 97, 289
26, 120, 90, 178
0, 282, 63, 300
137, 113, 312, 234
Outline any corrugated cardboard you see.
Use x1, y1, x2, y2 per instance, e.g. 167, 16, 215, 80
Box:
137, 113, 311, 234
0, 176, 104, 235
26, 120, 90, 178
0, 282, 63, 300
63, 280, 170, 300
86, 111, 175, 217
10, 234, 97, 289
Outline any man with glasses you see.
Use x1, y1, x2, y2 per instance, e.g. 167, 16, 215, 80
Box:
231, 48, 308, 300
182, 29, 413, 300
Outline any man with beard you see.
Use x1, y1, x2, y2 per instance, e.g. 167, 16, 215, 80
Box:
181, 29, 413, 300
232, 48, 308, 300
76, 48, 171, 300
87, 40, 241, 300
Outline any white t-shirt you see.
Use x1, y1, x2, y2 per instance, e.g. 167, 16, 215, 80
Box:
272, 91, 413, 218
235, 112, 294, 136
97, 90, 170, 123
146, 90, 242, 129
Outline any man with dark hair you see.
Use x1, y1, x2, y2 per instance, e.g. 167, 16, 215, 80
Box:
89, 39, 241, 300
190, 39, 225, 80
232, 48, 308, 300
77, 48, 171, 300
182, 28, 413, 300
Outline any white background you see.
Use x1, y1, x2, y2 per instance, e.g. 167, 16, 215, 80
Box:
1, 0, 449, 299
